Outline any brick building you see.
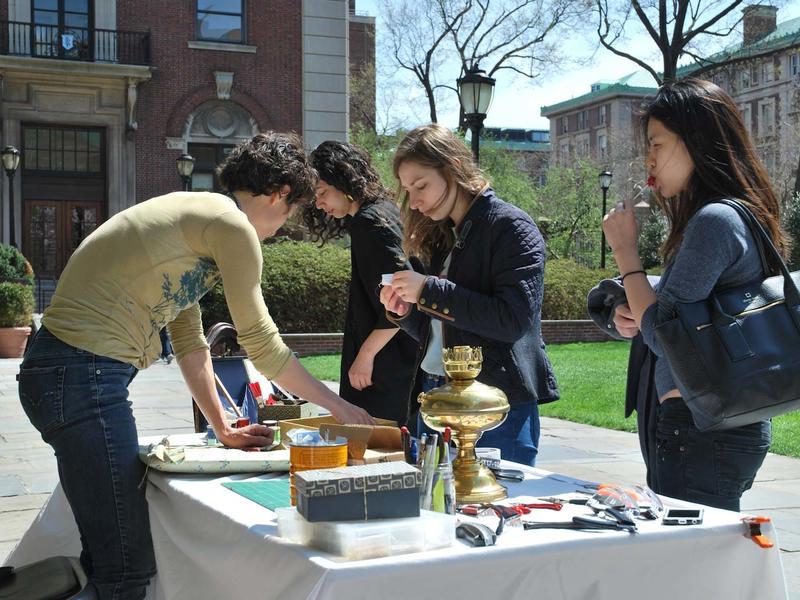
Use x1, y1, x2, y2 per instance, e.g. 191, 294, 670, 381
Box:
481, 127, 550, 186
540, 4, 800, 201
0, 0, 372, 301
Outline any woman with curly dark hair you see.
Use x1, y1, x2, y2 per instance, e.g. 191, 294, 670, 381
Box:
305, 141, 418, 427
18, 132, 373, 599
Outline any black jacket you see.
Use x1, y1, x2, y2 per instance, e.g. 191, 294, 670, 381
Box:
587, 275, 661, 487
392, 188, 559, 418
339, 201, 418, 426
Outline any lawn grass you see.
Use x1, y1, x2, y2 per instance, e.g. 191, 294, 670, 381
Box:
299, 342, 800, 458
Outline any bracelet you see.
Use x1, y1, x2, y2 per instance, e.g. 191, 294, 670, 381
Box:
620, 269, 646, 283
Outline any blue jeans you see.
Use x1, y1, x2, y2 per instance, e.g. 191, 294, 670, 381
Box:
18, 327, 155, 600
417, 373, 540, 466
653, 397, 771, 512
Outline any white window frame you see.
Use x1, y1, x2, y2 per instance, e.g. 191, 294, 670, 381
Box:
598, 105, 607, 125
739, 103, 752, 135
791, 53, 799, 77
758, 98, 775, 137
740, 67, 750, 89
597, 130, 607, 160
761, 60, 773, 84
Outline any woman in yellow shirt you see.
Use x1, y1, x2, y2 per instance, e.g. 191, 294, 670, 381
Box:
18, 131, 373, 599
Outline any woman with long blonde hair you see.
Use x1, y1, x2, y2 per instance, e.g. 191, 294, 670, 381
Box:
381, 123, 559, 465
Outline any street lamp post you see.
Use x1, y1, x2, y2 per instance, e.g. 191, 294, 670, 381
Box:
2, 146, 21, 248
457, 65, 495, 164
176, 153, 195, 192
598, 169, 613, 269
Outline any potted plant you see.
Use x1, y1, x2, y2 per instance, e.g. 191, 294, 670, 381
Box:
0, 244, 35, 358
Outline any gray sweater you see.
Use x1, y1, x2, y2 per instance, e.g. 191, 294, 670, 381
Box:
639, 202, 764, 397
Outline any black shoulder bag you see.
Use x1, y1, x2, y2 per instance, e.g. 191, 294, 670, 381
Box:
653, 199, 800, 431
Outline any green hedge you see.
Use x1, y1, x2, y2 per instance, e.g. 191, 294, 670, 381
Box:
0, 282, 34, 327
542, 259, 617, 320
200, 240, 351, 333
0, 244, 34, 284
201, 246, 619, 331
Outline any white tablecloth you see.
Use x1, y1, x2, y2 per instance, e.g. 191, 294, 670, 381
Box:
6, 465, 787, 600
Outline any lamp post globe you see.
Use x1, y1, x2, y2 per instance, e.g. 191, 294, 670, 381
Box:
457, 65, 495, 164
176, 153, 195, 192
2, 146, 21, 248
598, 170, 613, 269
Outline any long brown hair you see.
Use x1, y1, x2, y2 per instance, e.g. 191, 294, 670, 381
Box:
392, 123, 488, 263
643, 78, 789, 271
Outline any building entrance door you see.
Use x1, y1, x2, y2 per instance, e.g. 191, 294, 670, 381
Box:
24, 200, 102, 278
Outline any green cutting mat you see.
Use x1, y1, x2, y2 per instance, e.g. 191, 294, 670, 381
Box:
222, 478, 291, 510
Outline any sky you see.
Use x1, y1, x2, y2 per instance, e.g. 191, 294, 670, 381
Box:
356, 1, 800, 131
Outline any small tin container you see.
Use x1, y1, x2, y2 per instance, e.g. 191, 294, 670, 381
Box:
206, 425, 217, 446
262, 419, 280, 445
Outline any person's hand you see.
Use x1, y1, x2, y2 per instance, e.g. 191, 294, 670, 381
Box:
613, 303, 639, 338
348, 349, 374, 390
217, 423, 274, 449
390, 270, 427, 304
380, 283, 412, 316
602, 198, 639, 254
331, 400, 375, 425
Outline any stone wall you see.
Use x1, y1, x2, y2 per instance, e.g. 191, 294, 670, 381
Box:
282, 321, 620, 357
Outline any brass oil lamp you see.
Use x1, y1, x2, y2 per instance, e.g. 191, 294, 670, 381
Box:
418, 346, 510, 503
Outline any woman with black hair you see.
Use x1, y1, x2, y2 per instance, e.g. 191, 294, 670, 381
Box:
603, 78, 785, 511
305, 141, 418, 427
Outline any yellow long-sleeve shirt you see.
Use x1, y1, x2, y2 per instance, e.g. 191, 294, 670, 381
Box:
43, 191, 293, 378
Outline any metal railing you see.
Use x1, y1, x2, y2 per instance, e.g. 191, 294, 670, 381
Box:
0, 20, 150, 66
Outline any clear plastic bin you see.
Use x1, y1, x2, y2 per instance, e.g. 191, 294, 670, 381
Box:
276, 507, 456, 560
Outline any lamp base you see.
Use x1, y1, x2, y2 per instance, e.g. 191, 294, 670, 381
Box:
452, 455, 507, 504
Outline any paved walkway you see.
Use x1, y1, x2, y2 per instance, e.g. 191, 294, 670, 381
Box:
1, 357, 798, 597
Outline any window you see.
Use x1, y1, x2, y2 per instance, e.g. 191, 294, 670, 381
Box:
750, 64, 759, 86
597, 132, 607, 160
740, 68, 750, 89
32, 0, 91, 60
188, 143, 235, 192
758, 100, 774, 137
761, 60, 773, 84
740, 103, 752, 134
598, 105, 607, 125
559, 140, 570, 163
577, 110, 588, 130
791, 53, 799, 77
23, 125, 103, 173
576, 135, 590, 157
560, 116, 568, 134
197, 0, 243, 43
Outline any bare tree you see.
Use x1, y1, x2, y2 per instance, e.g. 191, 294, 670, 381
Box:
595, 0, 783, 84
381, 0, 470, 123
381, 0, 589, 125
440, 0, 587, 128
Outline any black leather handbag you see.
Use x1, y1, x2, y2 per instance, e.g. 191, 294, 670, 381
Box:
654, 199, 800, 431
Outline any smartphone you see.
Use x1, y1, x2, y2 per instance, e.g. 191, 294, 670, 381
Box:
662, 508, 704, 525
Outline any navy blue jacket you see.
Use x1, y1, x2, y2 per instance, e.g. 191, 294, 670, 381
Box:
392, 188, 559, 415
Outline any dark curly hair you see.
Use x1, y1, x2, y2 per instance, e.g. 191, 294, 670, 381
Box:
303, 141, 392, 243
217, 131, 316, 206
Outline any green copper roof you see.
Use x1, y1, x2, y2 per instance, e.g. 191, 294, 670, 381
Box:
542, 15, 800, 117
678, 15, 800, 76
540, 76, 657, 116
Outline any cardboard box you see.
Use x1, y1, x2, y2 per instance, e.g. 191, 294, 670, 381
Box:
294, 462, 421, 522
279, 416, 396, 453
258, 402, 319, 422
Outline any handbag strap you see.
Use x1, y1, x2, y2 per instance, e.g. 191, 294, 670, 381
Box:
714, 198, 800, 309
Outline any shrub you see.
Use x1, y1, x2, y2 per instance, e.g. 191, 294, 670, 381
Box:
782, 191, 800, 270
0, 244, 34, 284
200, 240, 350, 333
638, 207, 667, 270
542, 259, 617, 320
0, 282, 34, 327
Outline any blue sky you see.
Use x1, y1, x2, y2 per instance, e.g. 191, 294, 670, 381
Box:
356, 1, 800, 131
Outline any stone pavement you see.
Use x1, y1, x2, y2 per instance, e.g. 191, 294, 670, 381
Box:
1, 357, 798, 597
